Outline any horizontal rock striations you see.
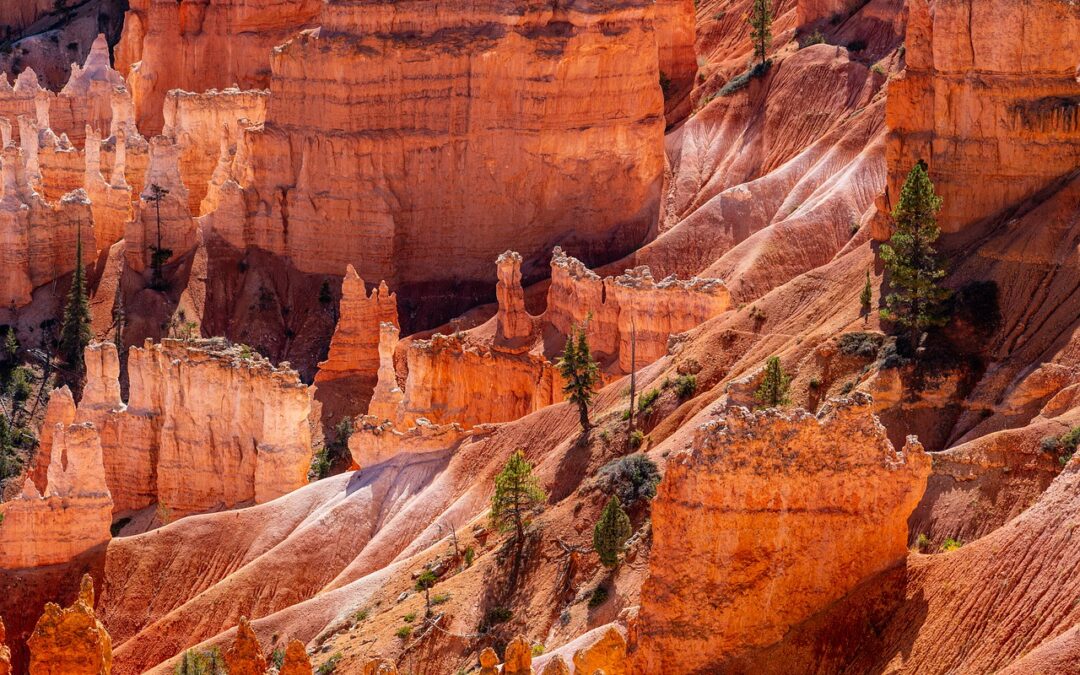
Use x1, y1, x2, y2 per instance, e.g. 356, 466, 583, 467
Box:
880, 0, 1080, 236
636, 394, 930, 672
115, 0, 322, 134
200, 0, 668, 317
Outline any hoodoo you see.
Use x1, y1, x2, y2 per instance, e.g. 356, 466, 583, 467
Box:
0, 0, 1078, 672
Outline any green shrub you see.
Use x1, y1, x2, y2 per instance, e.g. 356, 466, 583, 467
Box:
463, 545, 475, 567
403, 612, 417, 623
8, 366, 32, 403
270, 648, 285, 669
588, 585, 609, 609
432, 593, 451, 605
674, 375, 697, 399
600, 453, 661, 504
485, 607, 513, 626
173, 647, 226, 675
628, 430, 645, 450
808, 377, 821, 390
838, 332, 884, 358
637, 388, 660, 413
354, 608, 369, 622
914, 533, 931, 553
317, 653, 343, 674
871, 63, 886, 75
395, 626, 412, 640
799, 29, 826, 48
940, 538, 962, 552
1041, 436, 1063, 453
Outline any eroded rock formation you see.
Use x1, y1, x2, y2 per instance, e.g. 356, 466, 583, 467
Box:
548, 247, 730, 371
314, 266, 398, 422
162, 88, 269, 213
880, 0, 1080, 236
223, 617, 267, 675
636, 394, 930, 672
279, 639, 313, 675
124, 135, 196, 274
57, 340, 312, 517
0, 423, 111, 569
115, 0, 322, 134
199, 0, 668, 321
27, 574, 112, 675
0, 617, 11, 675
495, 251, 534, 344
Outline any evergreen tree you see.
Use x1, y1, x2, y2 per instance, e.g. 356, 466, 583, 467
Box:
748, 0, 773, 69
754, 356, 790, 408
415, 569, 437, 617
557, 324, 600, 431
593, 495, 633, 569
879, 163, 950, 350
490, 450, 546, 544
146, 183, 173, 290
59, 230, 92, 379
860, 269, 873, 314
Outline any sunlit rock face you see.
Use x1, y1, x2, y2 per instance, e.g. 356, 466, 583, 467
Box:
879, 0, 1080, 237
635, 394, 930, 673
115, 0, 322, 134
0, 423, 112, 570
314, 265, 399, 423
54, 341, 313, 518
198, 0, 669, 322
27, 575, 112, 675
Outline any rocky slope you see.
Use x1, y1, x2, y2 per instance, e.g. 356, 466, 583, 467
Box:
0, 0, 1078, 673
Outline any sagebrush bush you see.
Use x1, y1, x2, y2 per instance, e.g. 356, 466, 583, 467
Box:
599, 453, 661, 505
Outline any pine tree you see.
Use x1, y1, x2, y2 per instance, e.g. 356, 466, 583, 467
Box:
491, 450, 546, 544
491, 450, 546, 585
557, 324, 600, 431
754, 356, 790, 408
59, 229, 92, 379
146, 183, 173, 290
879, 163, 950, 350
415, 569, 437, 617
593, 495, 633, 569
860, 269, 873, 314
748, 0, 773, 69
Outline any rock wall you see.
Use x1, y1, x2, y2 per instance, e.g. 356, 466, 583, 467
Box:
0, 144, 95, 308
0, 617, 9, 675
68, 340, 313, 517
880, 0, 1080, 236
27, 574, 112, 675
635, 394, 930, 672
314, 265, 399, 422
547, 247, 730, 370
0, 423, 112, 569
797, 0, 864, 26
399, 333, 564, 428
162, 87, 269, 214
201, 0, 667, 315
115, 0, 322, 135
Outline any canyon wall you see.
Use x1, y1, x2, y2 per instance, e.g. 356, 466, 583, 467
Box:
880, 0, 1080, 236
635, 394, 930, 672
200, 0, 668, 319
60, 340, 313, 517
0, 423, 112, 569
115, 0, 322, 134
162, 87, 269, 213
